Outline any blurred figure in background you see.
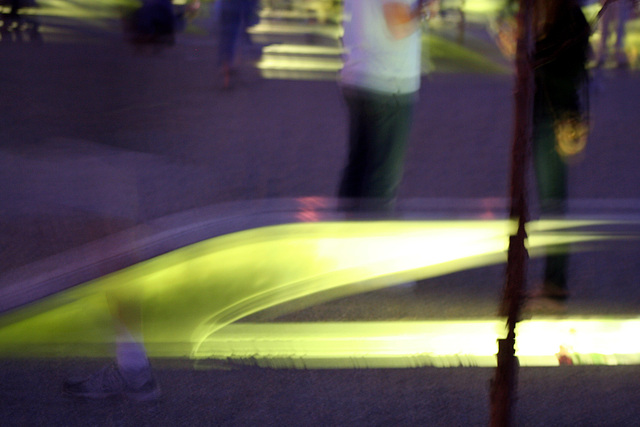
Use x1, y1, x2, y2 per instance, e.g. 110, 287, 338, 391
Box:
216, 0, 260, 88
124, 0, 176, 48
528, 0, 591, 311
63, 280, 160, 400
42, 142, 161, 401
124, 0, 177, 49
596, 0, 635, 68
64, 280, 160, 401
494, 0, 591, 312
123, 0, 203, 51
338, 0, 434, 215
0, 0, 41, 43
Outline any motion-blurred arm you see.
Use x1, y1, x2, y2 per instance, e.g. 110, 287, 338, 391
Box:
383, 0, 434, 39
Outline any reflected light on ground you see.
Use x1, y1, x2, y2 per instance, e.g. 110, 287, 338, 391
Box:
256, 44, 343, 80
0, 219, 636, 367
192, 318, 640, 368
33, 0, 127, 19
262, 44, 344, 56
463, 0, 505, 15
258, 57, 342, 71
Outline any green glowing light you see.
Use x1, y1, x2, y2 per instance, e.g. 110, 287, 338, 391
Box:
262, 45, 344, 56
191, 318, 640, 368
0, 219, 635, 367
463, 0, 505, 15
426, 33, 512, 74
33, 0, 131, 20
256, 44, 343, 78
257, 57, 343, 72
248, 23, 342, 40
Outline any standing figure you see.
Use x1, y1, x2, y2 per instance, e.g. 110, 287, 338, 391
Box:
529, 0, 591, 311
64, 282, 160, 401
126, 0, 176, 47
216, 0, 260, 88
50, 147, 161, 401
338, 0, 432, 214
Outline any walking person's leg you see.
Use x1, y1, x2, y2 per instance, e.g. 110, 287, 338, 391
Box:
338, 88, 415, 214
359, 93, 414, 213
339, 87, 370, 209
218, 2, 242, 87
63, 220, 160, 401
532, 113, 570, 306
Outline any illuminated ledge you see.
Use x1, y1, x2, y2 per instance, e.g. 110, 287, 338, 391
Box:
262, 44, 344, 56
5, 318, 638, 368
259, 68, 339, 81
1, 210, 638, 366
248, 23, 341, 39
187, 319, 640, 368
257, 58, 342, 72
259, 10, 319, 21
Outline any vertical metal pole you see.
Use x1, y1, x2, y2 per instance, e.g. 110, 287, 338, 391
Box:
490, 0, 534, 425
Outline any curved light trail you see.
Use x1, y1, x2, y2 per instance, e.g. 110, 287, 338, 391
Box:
0, 218, 637, 367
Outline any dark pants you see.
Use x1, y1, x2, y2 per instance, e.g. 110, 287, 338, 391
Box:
217, 0, 257, 66
338, 86, 416, 214
533, 111, 569, 297
132, 0, 175, 40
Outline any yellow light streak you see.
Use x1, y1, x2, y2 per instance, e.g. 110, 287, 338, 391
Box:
0, 219, 636, 368
3, 316, 640, 368
257, 57, 342, 72
463, 0, 505, 16
262, 45, 344, 56
190, 319, 640, 368
248, 23, 341, 39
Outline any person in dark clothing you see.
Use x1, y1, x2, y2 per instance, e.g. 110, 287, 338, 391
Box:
529, 0, 591, 311
216, 0, 260, 88
125, 0, 176, 47
338, 0, 432, 215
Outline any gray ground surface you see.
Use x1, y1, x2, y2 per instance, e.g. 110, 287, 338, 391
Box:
1, 358, 639, 426
1, 8, 640, 426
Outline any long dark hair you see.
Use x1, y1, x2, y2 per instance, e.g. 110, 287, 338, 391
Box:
534, 0, 582, 37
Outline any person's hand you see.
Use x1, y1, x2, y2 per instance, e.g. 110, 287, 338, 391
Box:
384, 1, 429, 38
186, 0, 201, 18
555, 116, 589, 158
494, 17, 517, 59
418, 0, 439, 20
